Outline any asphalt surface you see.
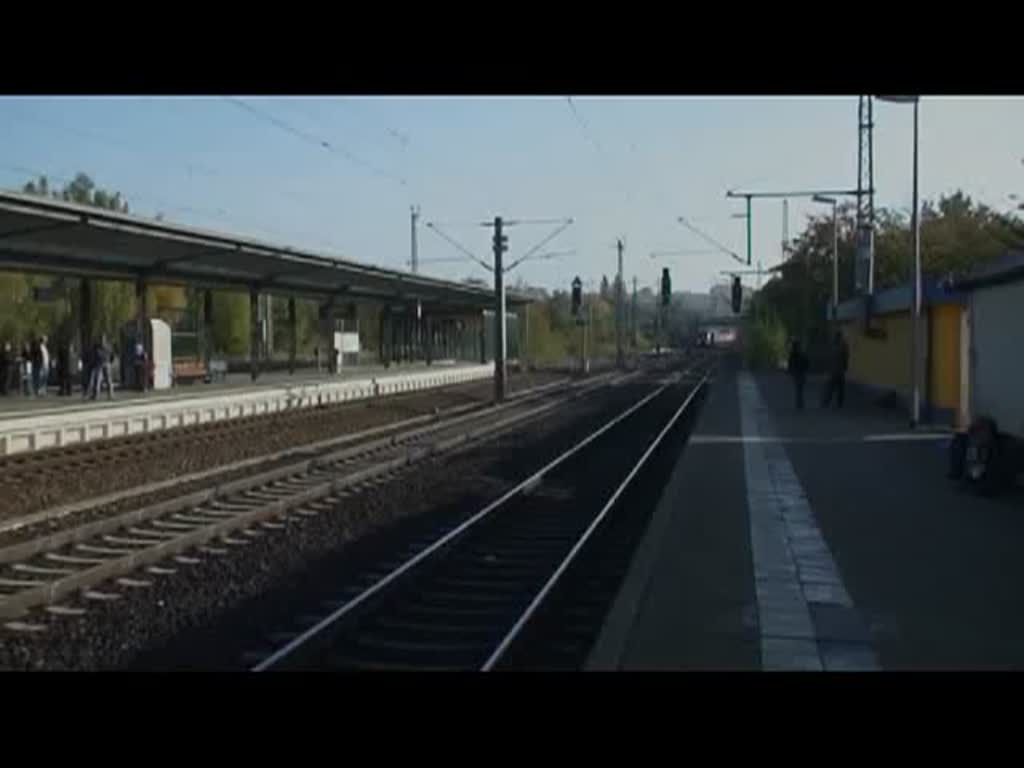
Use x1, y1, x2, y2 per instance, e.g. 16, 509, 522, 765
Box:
591, 358, 1024, 671
589, 355, 759, 670
759, 370, 1024, 669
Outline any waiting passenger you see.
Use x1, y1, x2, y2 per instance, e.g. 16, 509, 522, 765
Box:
0, 341, 11, 396
57, 334, 73, 397
133, 340, 148, 392
81, 342, 94, 399
36, 334, 50, 397
88, 337, 114, 401
20, 341, 33, 398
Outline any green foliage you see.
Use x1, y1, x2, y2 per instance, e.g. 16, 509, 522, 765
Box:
520, 279, 700, 363
744, 304, 787, 370
209, 290, 250, 356
3, 173, 205, 351
755, 190, 1023, 349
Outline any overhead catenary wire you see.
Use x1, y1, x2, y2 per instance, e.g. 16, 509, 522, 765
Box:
564, 97, 639, 238
565, 97, 604, 155
0, 161, 228, 220
504, 219, 575, 272
224, 97, 407, 188
676, 215, 744, 264
0, 110, 222, 179
0, 106, 357, 253
0, 160, 355, 258
423, 222, 493, 272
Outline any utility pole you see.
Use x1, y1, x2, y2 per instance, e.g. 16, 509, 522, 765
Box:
631, 276, 638, 350
523, 303, 530, 370
426, 213, 572, 397
745, 194, 752, 266
911, 99, 921, 426
410, 205, 420, 274
616, 238, 624, 368
856, 96, 875, 295
492, 216, 507, 402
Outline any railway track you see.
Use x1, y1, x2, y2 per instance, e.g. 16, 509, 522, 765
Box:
245, 356, 712, 671
0, 370, 565, 529
0, 372, 550, 484
0, 370, 627, 625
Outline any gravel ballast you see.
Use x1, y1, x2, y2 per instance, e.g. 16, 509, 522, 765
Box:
0, 371, 564, 531
0, 377, 648, 670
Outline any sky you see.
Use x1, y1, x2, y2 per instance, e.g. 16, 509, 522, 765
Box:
0, 96, 1021, 296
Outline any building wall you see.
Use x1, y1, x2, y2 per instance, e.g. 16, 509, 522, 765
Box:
928, 303, 962, 416
840, 304, 963, 422
841, 311, 913, 398
970, 281, 1024, 438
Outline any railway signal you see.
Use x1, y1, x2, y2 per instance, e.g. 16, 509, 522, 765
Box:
731, 275, 743, 314
661, 268, 671, 306
571, 276, 582, 315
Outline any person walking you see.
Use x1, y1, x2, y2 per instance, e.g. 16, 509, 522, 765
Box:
787, 339, 809, 410
821, 331, 850, 409
36, 334, 50, 396
0, 340, 11, 396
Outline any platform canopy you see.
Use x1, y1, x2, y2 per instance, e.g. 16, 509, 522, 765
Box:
0, 190, 525, 312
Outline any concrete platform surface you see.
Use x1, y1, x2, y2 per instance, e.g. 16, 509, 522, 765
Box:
0, 362, 492, 456
590, 357, 1024, 671
0, 361, 464, 419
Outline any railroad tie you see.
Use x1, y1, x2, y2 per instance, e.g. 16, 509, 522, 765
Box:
45, 605, 87, 617
4, 621, 47, 633
116, 578, 153, 589
83, 590, 122, 602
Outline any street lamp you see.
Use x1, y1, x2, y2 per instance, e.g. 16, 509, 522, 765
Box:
812, 194, 839, 318
877, 95, 922, 426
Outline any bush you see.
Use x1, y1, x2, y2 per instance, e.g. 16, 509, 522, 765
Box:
744, 310, 787, 370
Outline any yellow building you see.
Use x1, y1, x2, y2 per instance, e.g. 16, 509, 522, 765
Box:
835, 277, 968, 427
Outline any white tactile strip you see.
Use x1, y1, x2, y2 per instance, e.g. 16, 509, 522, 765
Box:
738, 372, 880, 672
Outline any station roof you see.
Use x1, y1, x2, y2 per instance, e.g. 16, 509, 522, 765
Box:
950, 248, 1024, 291
0, 190, 525, 312
834, 274, 967, 322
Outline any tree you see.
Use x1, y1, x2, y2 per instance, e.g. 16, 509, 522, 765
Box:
11, 173, 196, 348
599, 275, 610, 300
752, 189, 1024, 354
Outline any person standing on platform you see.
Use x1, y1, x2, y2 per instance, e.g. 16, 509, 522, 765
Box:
89, 336, 114, 400
133, 339, 148, 392
29, 336, 43, 397
20, 340, 33, 398
36, 334, 50, 396
57, 325, 73, 397
0, 341, 11, 396
81, 340, 94, 399
821, 331, 849, 409
787, 339, 809, 411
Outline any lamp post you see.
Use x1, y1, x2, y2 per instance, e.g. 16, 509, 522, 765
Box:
812, 194, 839, 319
877, 95, 922, 426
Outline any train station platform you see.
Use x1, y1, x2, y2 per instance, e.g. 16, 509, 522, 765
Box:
589, 356, 1024, 671
0, 361, 492, 456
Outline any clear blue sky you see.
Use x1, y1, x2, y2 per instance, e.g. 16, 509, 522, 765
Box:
1, 96, 1021, 295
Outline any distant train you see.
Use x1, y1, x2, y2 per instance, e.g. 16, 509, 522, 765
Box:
696, 326, 738, 348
